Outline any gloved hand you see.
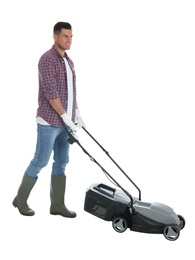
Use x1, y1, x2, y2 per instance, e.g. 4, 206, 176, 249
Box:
61, 113, 77, 133
75, 109, 85, 128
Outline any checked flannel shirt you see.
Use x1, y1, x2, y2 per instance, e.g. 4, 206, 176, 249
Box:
36, 45, 77, 127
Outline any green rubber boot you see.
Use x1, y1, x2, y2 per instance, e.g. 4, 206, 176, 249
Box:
12, 173, 37, 216
50, 175, 76, 218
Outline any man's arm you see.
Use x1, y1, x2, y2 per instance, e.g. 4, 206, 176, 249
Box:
49, 98, 76, 132
49, 98, 65, 116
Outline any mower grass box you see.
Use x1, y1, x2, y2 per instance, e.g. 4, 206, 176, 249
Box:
84, 183, 129, 221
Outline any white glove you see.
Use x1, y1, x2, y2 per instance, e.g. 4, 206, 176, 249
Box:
75, 109, 85, 128
61, 113, 76, 133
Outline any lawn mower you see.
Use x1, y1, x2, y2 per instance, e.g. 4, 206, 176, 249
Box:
67, 127, 185, 241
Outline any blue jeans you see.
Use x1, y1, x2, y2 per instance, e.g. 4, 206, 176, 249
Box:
25, 124, 70, 178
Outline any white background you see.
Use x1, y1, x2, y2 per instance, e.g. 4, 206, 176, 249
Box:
1, 0, 194, 259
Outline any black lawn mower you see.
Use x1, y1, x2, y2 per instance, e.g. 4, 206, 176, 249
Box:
67, 127, 185, 241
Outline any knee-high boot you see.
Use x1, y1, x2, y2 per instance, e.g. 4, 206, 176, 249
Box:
50, 175, 76, 218
12, 173, 37, 216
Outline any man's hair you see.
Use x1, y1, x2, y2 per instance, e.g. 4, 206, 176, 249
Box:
53, 22, 72, 35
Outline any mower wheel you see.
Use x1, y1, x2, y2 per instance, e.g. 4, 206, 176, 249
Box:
112, 216, 128, 233
163, 225, 180, 241
177, 214, 185, 230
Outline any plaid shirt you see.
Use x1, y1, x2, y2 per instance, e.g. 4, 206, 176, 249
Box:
36, 45, 77, 127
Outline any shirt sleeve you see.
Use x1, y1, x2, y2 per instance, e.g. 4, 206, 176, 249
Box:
38, 55, 59, 100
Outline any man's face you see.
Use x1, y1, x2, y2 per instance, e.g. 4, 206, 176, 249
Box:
54, 29, 73, 51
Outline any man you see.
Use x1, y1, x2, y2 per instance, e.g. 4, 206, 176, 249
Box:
12, 22, 85, 218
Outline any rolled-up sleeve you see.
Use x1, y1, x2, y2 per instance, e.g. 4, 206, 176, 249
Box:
39, 56, 59, 100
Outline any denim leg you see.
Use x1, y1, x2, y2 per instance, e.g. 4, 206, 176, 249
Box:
52, 128, 70, 176
25, 124, 63, 178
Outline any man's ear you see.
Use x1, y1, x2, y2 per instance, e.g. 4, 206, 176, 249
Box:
53, 34, 57, 41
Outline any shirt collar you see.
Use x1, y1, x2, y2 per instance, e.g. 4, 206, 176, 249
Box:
52, 45, 69, 60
